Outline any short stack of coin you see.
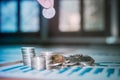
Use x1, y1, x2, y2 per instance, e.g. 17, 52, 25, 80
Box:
31, 56, 45, 70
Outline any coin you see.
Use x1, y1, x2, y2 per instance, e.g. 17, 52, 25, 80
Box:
42, 7, 56, 19
31, 56, 45, 70
51, 54, 65, 64
41, 51, 53, 69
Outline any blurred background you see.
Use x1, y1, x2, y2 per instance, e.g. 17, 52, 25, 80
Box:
0, 0, 120, 64
0, 0, 120, 80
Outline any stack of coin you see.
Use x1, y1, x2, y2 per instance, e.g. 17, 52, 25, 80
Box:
31, 56, 45, 70
21, 47, 35, 66
42, 52, 53, 70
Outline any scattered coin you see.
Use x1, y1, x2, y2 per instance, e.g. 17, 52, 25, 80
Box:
51, 54, 65, 64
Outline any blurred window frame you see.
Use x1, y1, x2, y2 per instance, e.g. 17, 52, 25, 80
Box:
49, 0, 111, 37
0, 0, 42, 38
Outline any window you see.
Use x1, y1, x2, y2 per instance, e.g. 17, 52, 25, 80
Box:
0, 0, 41, 37
59, 0, 81, 32
84, 0, 105, 31
0, 0, 113, 44
20, 1, 39, 33
49, 0, 110, 37
1, 1, 17, 33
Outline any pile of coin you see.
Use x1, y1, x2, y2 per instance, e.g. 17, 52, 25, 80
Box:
44, 54, 95, 69
21, 47, 95, 70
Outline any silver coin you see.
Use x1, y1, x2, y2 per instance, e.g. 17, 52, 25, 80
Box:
42, 7, 56, 19
44, 52, 53, 69
49, 63, 62, 66
31, 56, 45, 70
79, 62, 91, 66
41, 51, 53, 69
63, 63, 76, 66
21, 47, 35, 66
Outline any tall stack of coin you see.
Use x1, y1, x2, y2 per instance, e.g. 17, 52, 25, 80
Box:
21, 47, 35, 66
31, 56, 45, 70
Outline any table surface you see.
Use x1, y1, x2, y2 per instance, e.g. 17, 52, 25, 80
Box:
0, 45, 120, 64
0, 45, 120, 80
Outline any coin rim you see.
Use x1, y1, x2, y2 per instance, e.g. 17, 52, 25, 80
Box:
42, 7, 56, 19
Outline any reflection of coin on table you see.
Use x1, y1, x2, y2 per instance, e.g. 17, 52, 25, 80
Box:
42, 7, 56, 19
